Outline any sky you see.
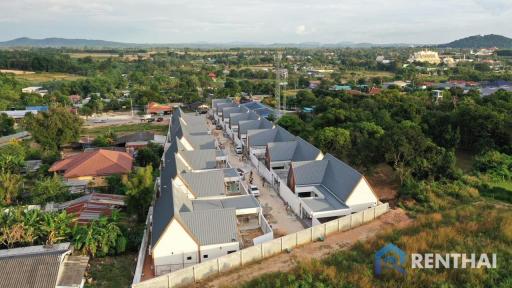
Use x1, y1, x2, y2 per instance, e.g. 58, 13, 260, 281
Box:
0, 0, 511, 44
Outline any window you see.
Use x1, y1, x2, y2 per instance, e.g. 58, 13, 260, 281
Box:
203, 255, 208, 259
186, 256, 192, 260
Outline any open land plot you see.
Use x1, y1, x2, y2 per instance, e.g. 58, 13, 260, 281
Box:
15, 72, 85, 83
82, 123, 168, 137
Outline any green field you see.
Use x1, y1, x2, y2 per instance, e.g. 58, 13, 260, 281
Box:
82, 123, 168, 137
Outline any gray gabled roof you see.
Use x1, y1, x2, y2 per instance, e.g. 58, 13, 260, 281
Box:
182, 134, 216, 150
269, 137, 322, 162
222, 107, 244, 119
216, 103, 237, 114
230, 111, 260, 127
291, 160, 328, 185
212, 99, 233, 112
178, 150, 217, 170
268, 141, 297, 162
238, 118, 273, 135
291, 154, 364, 203
247, 126, 295, 147
151, 147, 177, 247
180, 208, 239, 245
180, 170, 226, 198
321, 154, 365, 202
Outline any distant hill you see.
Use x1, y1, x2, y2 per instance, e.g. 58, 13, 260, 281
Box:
439, 34, 512, 48
0, 37, 412, 49
0, 37, 136, 48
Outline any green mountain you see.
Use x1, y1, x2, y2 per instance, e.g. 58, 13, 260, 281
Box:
439, 34, 512, 48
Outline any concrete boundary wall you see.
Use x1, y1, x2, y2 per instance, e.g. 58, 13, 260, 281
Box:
133, 203, 389, 288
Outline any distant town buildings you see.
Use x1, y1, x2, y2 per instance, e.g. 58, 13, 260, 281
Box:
408, 50, 441, 65
21, 86, 48, 97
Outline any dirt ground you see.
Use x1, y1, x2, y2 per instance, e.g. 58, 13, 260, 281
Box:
192, 208, 412, 288
367, 163, 400, 204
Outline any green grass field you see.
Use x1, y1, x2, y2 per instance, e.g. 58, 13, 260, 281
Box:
82, 123, 168, 137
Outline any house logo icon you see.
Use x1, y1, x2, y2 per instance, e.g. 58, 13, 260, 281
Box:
375, 243, 406, 276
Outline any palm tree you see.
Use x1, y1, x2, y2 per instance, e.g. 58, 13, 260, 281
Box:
42, 211, 73, 246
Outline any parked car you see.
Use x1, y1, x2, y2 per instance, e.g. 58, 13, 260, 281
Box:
93, 119, 107, 123
156, 117, 164, 122
147, 118, 155, 123
249, 185, 260, 197
216, 124, 222, 130
235, 145, 243, 154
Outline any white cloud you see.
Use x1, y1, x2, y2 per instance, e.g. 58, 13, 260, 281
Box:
296, 25, 306, 35
0, 0, 510, 43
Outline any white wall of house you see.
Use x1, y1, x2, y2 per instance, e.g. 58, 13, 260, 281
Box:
179, 137, 195, 151
345, 178, 378, 208
199, 242, 240, 261
249, 146, 266, 157
152, 219, 199, 275
173, 177, 195, 199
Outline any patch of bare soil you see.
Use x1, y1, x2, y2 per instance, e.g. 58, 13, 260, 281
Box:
192, 208, 412, 288
367, 163, 400, 204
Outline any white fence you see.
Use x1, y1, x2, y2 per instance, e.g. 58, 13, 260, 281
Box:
253, 212, 274, 245
133, 203, 390, 288
278, 181, 302, 217
132, 206, 153, 285
249, 153, 273, 183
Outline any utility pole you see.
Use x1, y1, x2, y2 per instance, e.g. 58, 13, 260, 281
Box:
274, 52, 282, 117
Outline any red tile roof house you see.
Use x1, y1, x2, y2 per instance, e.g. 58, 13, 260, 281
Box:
49, 149, 133, 188
146, 102, 172, 115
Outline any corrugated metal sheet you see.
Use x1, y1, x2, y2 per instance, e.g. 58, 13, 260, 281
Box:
180, 208, 239, 246
180, 170, 225, 198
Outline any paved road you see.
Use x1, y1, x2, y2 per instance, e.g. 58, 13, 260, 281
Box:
210, 121, 305, 236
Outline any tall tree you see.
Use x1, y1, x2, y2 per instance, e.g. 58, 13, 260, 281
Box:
0, 113, 15, 136
23, 107, 83, 151
124, 165, 154, 222
32, 174, 69, 204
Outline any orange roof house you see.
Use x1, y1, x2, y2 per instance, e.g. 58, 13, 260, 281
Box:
49, 150, 133, 186
368, 87, 382, 95
147, 102, 172, 115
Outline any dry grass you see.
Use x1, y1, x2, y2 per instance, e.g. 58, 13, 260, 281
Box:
16, 72, 84, 83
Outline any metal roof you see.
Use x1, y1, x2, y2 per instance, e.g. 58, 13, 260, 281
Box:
180, 170, 226, 198
0, 243, 71, 288
247, 126, 295, 147
180, 208, 239, 245
238, 118, 274, 135
151, 147, 177, 247
192, 195, 260, 211
222, 168, 239, 178
268, 137, 322, 162
179, 150, 217, 170
291, 154, 364, 203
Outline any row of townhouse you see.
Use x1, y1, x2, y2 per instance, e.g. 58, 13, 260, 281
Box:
149, 108, 272, 276
213, 99, 379, 227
